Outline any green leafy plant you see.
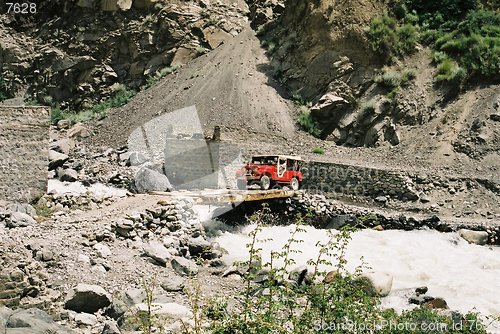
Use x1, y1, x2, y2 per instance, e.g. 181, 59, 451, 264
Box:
297, 109, 321, 137
143, 65, 180, 89
434, 9, 499, 79
368, 15, 418, 61
312, 147, 325, 154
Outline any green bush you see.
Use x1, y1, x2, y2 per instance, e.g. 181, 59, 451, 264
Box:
312, 147, 325, 154
436, 58, 467, 82
375, 71, 402, 89
402, 0, 479, 25
368, 16, 418, 61
297, 107, 322, 137
50, 107, 64, 125
434, 10, 499, 78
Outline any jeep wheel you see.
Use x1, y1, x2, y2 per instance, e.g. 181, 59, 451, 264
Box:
290, 177, 300, 191
237, 179, 247, 190
260, 175, 271, 190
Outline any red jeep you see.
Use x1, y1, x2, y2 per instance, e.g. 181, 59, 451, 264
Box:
235, 155, 303, 190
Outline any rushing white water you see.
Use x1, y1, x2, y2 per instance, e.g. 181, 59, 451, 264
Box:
47, 179, 128, 197
212, 223, 500, 320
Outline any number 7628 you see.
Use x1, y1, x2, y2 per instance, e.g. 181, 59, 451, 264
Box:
6, 2, 37, 14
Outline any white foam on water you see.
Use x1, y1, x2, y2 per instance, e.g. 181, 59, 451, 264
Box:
213, 224, 500, 319
47, 179, 128, 198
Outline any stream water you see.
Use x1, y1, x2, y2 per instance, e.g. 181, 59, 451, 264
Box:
194, 203, 500, 324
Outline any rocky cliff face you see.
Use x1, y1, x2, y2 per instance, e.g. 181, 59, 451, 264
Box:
261, 0, 499, 153
269, 0, 385, 100
0, 0, 249, 108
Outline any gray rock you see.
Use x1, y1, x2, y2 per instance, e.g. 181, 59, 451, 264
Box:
134, 302, 192, 320
415, 286, 428, 295
490, 113, 500, 122
375, 196, 387, 203
48, 150, 69, 170
289, 265, 308, 286
185, 237, 212, 257
409, 294, 434, 305
9, 203, 36, 217
127, 152, 149, 166
64, 284, 112, 313
115, 219, 134, 238
458, 229, 489, 245
7, 212, 37, 228
49, 138, 75, 155
73, 312, 98, 326
67, 123, 89, 138
134, 167, 173, 193
161, 275, 186, 292
59, 168, 78, 182
143, 241, 172, 265
420, 195, 431, 203
102, 320, 121, 334
94, 243, 112, 257
422, 297, 448, 309
5, 308, 72, 333
358, 272, 393, 297
171, 256, 198, 276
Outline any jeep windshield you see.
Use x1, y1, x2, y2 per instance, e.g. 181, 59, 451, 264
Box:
250, 156, 278, 164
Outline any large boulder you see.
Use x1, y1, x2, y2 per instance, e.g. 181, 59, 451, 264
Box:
67, 123, 90, 139
458, 229, 489, 245
127, 152, 149, 166
49, 138, 75, 155
171, 257, 198, 276
64, 284, 112, 313
8, 203, 36, 217
134, 167, 173, 193
161, 275, 186, 292
6, 212, 36, 228
358, 272, 393, 297
48, 150, 69, 170
202, 27, 233, 49
3, 308, 73, 333
134, 302, 192, 320
143, 241, 172, 265
59, 168, 78, 182
185, 237, 212, 257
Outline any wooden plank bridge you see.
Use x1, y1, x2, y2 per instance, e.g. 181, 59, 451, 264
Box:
151, 189, 298, 204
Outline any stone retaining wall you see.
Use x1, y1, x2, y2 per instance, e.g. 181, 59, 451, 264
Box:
0, 106, 49, 203
301, 161, 418, 200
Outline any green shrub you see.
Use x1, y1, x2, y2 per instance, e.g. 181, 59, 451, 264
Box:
397, 23, 419, 54
434, 10, 499, 78
361, 100, 376, 113
368, 16, 399, 60
50, 107, 64, 125
297, 107, 321, 137
143, 65, 179, 89
368, 16, 418, 61
401, 69, 416, 83
87, 86, 136, 119
375, 70, 402, 89
312, 147, 325, 154
402, 0, 480, 25
436, 58, 467, 82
